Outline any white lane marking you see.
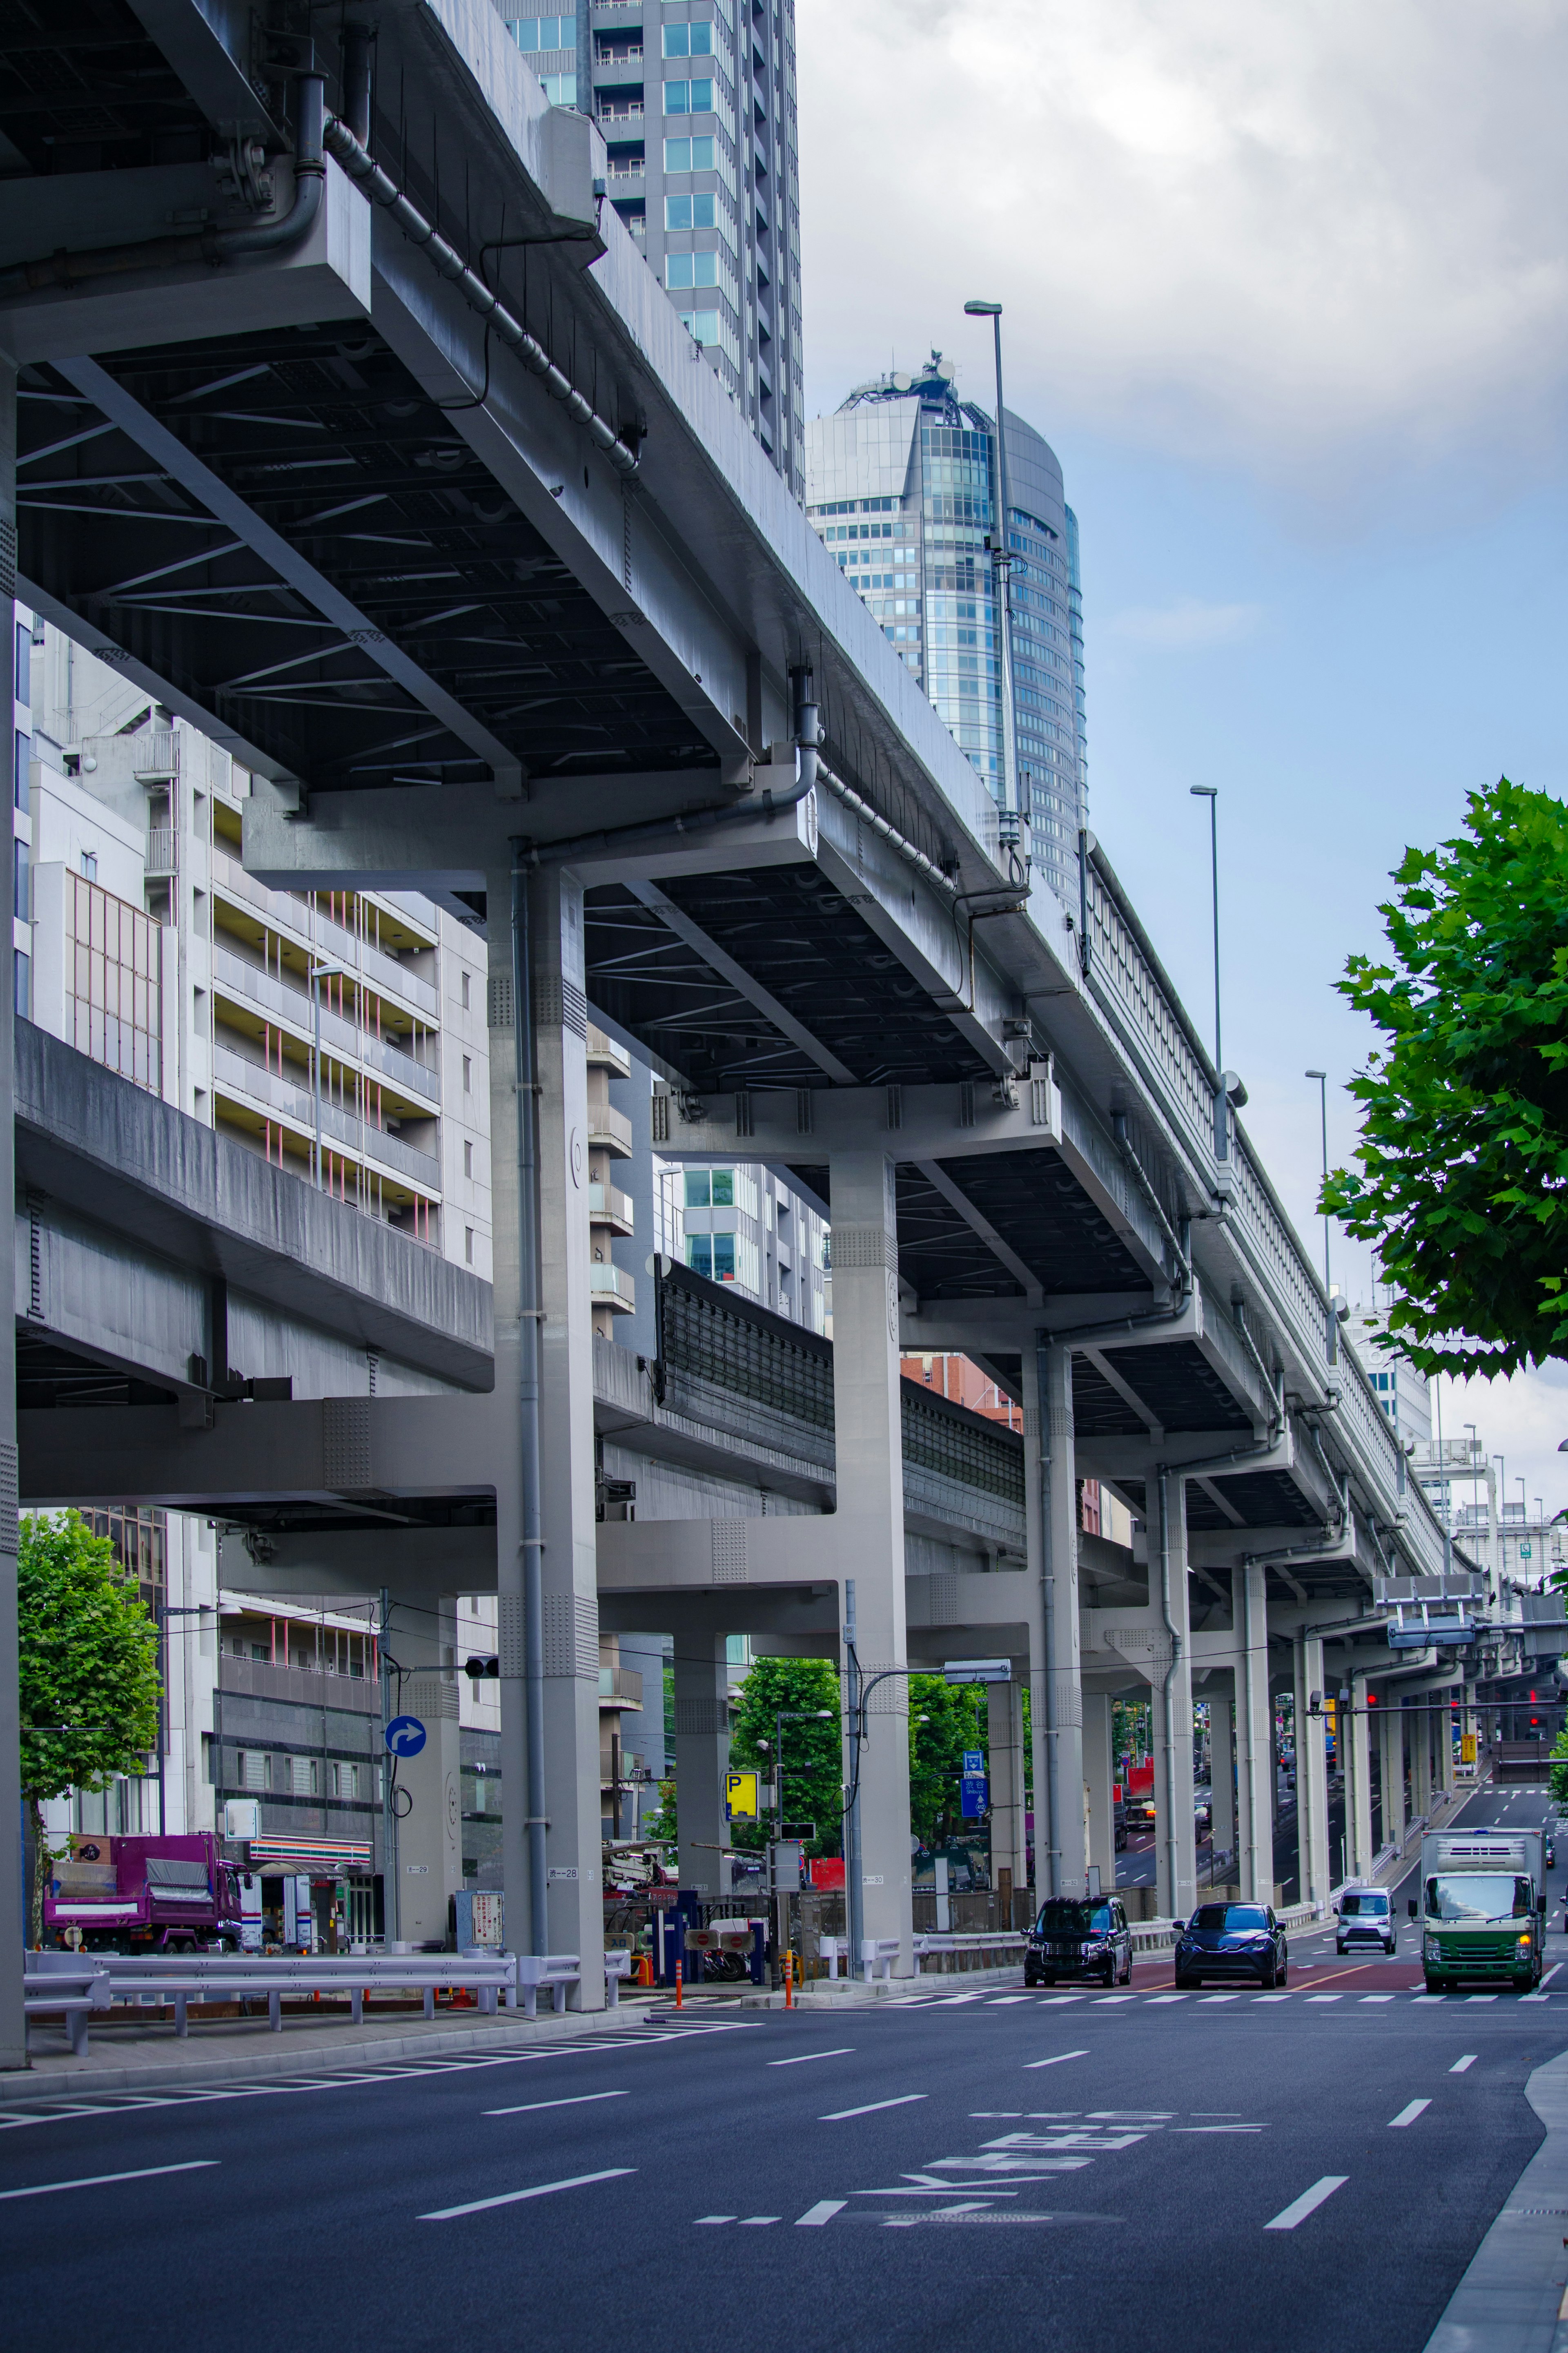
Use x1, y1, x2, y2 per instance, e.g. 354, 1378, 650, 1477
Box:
0, 2159, 217, 2203
1522, 1994, 1550, 2004
1093, 1994, 1137, 2005
1255, 1994, 1292, 2003
1542, 1964, 1563, 1987
1023, 2051, 1089, 2069
1144, 1995, 1187, 2005
768, 2049, 854, 2067
737, 2216, 780, 2226
1413, 1995, 1446, 2003
820, 2094, 929, 2121
483, 2092, 631, 2117
796, 2201, 846, 2226
694, 2215, 734, 2225
1265, 2175, 1349, 2231
1176, 2125, 1265, 2133
1306, 1995, 1342, 2004
420, 2166, 635, 2221
1450, 2055, 1477, 2074
1467, 1996, 1499, 2004
1036, 1995, 1086, 2005
932, 1994, 987, 2007
1389, 2100, 1431, 2128
989, 1996, 1032, 2005
1198, 1995, 1241, 2004
1360, 1995, 1396, 2004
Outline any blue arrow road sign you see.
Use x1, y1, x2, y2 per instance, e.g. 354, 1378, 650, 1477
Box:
961, 1773, 989, 1819
962, 1750, 984, 1775
384, 1715, 428, 1758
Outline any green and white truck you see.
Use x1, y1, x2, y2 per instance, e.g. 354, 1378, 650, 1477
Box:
1417, 1827, 1547, 1993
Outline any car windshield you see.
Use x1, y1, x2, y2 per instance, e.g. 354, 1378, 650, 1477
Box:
1341, 1893, 1388, 1916
1191, 1905, 1269, 1932
1425, 1873, 1533, 1922
1036, 1901, 1113, 1936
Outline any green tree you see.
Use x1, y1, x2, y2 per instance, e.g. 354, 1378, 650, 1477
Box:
1550, 1726, 1568, 1809
1322, 778, 1568, 1375
908, 1675, 986, 1848
728, 1656, 842, 1858
19, 1510, 161, 1939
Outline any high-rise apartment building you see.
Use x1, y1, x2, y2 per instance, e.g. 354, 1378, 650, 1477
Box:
804, 353, 1087, 901
497, 0, 804, 491
653, 1154, 829, 1331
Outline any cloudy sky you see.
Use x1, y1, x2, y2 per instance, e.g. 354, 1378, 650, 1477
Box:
797, 0, 1568, 1517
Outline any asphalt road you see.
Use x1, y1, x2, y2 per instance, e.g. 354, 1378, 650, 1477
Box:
4, 1785, 1562, 2353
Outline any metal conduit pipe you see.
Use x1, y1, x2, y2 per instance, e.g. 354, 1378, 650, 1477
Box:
510, 844, 549, 1954
0, 72, 326, 295
320, 116, 640, 476
1111, 1111, 1192, 1282
816, 761, 958, 896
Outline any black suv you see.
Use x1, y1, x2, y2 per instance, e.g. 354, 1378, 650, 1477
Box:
1174, 1901, 1288, 1988
1025, 1896, 1134, 1988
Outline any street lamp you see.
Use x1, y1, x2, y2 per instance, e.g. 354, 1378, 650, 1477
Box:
1305, 1069, 1335, 1365
963, 299, 1021, 851
1191, 786, 1229, 1158
310, 960, 348, 1190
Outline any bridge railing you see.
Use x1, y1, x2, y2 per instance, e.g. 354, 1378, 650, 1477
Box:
1079, 848, 1443, 1571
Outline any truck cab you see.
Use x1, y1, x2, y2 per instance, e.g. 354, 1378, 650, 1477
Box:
1414, 1830, 1546, 1992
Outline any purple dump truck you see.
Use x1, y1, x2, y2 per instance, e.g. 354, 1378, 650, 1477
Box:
44, 1832, 247, 1951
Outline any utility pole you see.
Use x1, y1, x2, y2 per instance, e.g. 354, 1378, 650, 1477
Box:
379, 1586, 397, 1945
844, 1579, 862, 1975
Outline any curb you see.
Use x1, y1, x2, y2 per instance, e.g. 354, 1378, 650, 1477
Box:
1424, 2048, 1568, 2353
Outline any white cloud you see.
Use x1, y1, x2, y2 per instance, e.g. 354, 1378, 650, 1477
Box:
798, 0, 1568, 488
1109, 598, 1261, 646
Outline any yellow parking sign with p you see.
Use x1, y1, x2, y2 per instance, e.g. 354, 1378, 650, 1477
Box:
725, 1770, 758, 1821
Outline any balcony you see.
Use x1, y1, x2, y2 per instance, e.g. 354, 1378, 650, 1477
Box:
596, 98, 644, 123
598, 1666, 644, 1706
588, 1101, 634, 1159
213, 1042, 441, 1192
590, 1261, 636, 1313
586, 1022, 631, 1077
605, 159, 646, 182
589, 1180, 635, 1235
145, 827, 178, 880
211, 942, 440, 1105
592, 50, 644, 76
132, 729, 179, 782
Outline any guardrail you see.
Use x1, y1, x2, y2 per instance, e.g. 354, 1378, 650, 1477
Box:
20, 1950, 636, 2051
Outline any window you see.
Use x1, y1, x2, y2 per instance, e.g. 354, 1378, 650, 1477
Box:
240, 1751, 268, 1791
710, 1167, 734, 1207
460, 970, 471, 1010
665, 192, 718, 229
662, 20, 714, 54
507, 13, 573, 47
666, 251, 720, 289
662, 77, 714, 112
539, 72, 576, 101
462, 1054, 472, 1092
685, 1169, 711, 1208
330, 1761, 359, 1800
13, 950, 27, 1020
463, 1139, 473, 1178
13, 731, 29, 814
465, 1227, 474, 1265
289, 1755, 317, 1798
80, 851, 97, 882
13, 838, 27, 922
663, 134, 718, 172
14, 620, 29, 705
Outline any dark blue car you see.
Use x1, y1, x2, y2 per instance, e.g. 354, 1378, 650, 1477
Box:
1174, 1901, 1288, 1988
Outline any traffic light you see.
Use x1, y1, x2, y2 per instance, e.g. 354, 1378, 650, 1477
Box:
464, 1654, 500, 1680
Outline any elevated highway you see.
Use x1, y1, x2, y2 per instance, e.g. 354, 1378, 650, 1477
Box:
0, 0, 1475, 2055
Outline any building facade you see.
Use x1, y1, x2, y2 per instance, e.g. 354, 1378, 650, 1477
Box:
804, 353, 1088, 903
653, 1153, 829, 1330
497, 0, 804, 492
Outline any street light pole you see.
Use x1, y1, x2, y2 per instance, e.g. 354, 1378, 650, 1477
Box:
1305, 1068, 1336, 1365
964, 300, 1021, 851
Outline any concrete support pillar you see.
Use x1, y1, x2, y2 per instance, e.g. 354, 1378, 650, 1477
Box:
532, 865, 606, 1999
1293, 1633, 1330, 1910
389, 1595, 463, 1946
1232, 1565, 1274, 1902
1433, 1687, 1453, 1801
1210, 1685, 1235, 1878
988, 1673, 1028, 1916
0, 359, 23, 2066
1379, 1700, 1405, 1856
674, 1630, 731, 1899
1025, 1344, 1085, 1899
1152, 1470, 1196, 1925
1081, 1691, 1116, 1902
486, 865, 532, 1959
830, 1150, 913, 1970
1345, 1671, 1374, 1884
1410, 1697, 1433, 1825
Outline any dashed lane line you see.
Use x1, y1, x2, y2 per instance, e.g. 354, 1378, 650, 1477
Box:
1390, 2099, 1432, 2128
1023, 2052, 1089, 2070
483, 2092, 631, 2117
796, 2201, 846, 2226
1451, 2056, 1478, 2073
820, 2094, 929, 2121
0, 2159, 218, 2202
768, 2050, 855, 2067
1265, 2176, 1348, 2231
419, 2167, 636, 2221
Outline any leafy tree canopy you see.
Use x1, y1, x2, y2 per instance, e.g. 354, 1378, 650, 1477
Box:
20, 1510, 161, 1806
908, 1674, 989, 1849
1322, 778, 1568, 1376
728, 1655, 842, 1857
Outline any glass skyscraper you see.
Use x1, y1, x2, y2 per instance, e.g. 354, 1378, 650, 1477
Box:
497, 0, 804, 494
804, 355, 1087, 900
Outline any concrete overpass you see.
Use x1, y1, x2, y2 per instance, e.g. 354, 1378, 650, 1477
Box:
0, 0, 1481, 2058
